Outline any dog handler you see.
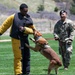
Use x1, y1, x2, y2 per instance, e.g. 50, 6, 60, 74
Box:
53, 10, 74, 70
0, 3, 35, 75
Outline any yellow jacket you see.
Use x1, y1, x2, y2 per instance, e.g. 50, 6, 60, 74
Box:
0, 14, 35, 35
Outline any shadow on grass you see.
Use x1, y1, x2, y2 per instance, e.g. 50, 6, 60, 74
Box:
43, 69, 48, 71
59, 68, 64, 70
39, 69, 57, 75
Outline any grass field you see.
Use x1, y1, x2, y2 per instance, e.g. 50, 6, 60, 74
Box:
0, 34, 75, 75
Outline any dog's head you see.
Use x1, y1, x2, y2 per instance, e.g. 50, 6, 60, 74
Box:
33, 30, 42, 40
33, 30, 42, 37
33, 30, 48, 44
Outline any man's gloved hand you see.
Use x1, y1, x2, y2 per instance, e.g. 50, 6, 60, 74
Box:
54, 34, 59, 41
66, 39, 72, 45
65, 38, 72, 45
19, 26, 25, 32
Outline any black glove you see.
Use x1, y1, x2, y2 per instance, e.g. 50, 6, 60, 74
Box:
19, 26, 25, 32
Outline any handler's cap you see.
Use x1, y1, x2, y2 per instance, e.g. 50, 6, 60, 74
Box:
60, 10, 67, 15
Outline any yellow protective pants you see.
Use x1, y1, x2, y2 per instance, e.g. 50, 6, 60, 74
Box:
11, 38, 22, 75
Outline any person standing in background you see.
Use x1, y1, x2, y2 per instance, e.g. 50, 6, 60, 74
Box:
53, 10, 74, 70
0, 3, 35, 75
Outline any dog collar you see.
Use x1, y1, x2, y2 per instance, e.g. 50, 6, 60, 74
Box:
44, 44, 50, 48
35, 36, 42, 41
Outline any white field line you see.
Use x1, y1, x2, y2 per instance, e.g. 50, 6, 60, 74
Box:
0, 39, 11, 42
0, 73, 13, 75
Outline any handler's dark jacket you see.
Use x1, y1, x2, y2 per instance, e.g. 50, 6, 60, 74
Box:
0, 13, 35, 37
10, 13, 33, 39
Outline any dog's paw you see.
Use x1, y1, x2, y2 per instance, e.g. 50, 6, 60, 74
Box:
30, 38, 35, 42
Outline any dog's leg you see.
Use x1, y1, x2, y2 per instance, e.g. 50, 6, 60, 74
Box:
25, 43, 41, 52
48, 62, 54, 75
48, 63, 51, 75
55, 65, 59, 75
29, 37, 35, 43
55, 67, 58, 75
48, 60, 57, 75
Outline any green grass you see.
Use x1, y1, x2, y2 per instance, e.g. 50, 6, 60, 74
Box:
0, 34, 75, 75
0, 35, 11, 40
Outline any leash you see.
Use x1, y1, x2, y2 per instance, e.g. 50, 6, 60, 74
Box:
45, 38, 55, 40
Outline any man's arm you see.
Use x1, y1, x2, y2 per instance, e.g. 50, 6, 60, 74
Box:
24, 25, 36, 34
19, 25, 36, 34
64, 22, 74, 45
0, 14, 14, 35
68, 22, 75, 41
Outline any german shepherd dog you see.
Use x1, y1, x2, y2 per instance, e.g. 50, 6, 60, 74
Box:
25, 30, 62, 75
